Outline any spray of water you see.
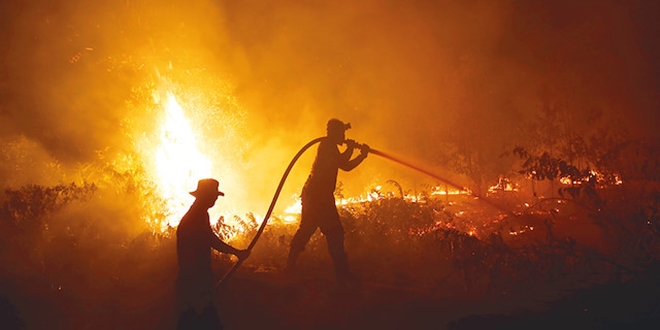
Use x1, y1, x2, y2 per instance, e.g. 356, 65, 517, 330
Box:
367, 148, 515, 215
368, 148, 467, 193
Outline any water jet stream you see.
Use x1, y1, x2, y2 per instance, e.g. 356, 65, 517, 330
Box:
368, 148, 467, 193
368, 148, 513, 214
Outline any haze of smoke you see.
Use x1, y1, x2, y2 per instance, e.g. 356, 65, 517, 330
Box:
1, 0, 658, 214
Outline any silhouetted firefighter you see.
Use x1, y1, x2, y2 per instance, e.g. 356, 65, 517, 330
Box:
286, 119, 370, 286
176, 179, 249, 330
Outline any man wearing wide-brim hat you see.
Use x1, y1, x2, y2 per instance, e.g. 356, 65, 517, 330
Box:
176, 178, 249, 329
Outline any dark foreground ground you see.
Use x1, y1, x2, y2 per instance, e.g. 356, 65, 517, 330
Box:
2, 261, 659, 330
216, 263, 660, 330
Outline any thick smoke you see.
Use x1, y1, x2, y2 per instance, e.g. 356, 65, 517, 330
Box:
1, 0, 659, 212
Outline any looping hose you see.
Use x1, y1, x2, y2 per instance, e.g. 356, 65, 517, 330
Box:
215, 137, 325, 289
215, 137, 512, 290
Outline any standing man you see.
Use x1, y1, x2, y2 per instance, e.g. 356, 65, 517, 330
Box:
176, 178, 249, 329
286, 119, 370, 286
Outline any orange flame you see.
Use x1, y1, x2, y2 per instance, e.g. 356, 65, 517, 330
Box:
154, 92, 212, 228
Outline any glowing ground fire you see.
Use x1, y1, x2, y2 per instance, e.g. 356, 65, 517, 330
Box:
155, 92, 212, 228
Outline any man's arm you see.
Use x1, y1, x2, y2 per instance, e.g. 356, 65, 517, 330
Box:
339, 142, 370, 171
338, 142, 355, 164
208, 231, 250, 259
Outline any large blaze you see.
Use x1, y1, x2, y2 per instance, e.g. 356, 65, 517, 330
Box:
154, 92, 213, 228
1, 1, 659, 329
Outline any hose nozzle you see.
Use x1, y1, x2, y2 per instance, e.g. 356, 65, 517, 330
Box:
345, 139, 361, 147
346, 139, 370, 154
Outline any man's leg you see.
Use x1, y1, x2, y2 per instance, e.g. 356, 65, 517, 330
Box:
322, 223, 351, 285
286, 218, 317, 272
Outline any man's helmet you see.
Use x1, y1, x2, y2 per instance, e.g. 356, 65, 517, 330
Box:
327, 118, 351, 133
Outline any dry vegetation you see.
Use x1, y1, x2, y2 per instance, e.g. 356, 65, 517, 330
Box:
1, 155, 659, 329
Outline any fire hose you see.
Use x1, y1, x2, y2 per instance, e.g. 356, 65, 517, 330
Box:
215, 136, 506, 289
215, 136, 325, 289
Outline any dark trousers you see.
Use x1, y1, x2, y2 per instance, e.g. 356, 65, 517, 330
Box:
176, 273, 222, 330
177, 305, 223, 330
288, 197, 350, 281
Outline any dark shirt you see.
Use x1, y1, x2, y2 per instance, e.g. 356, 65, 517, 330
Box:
176, 202, 218, 284
305, 138, 343, 197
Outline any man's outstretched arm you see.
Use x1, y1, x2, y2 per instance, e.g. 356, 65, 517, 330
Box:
209, 231, 250, 259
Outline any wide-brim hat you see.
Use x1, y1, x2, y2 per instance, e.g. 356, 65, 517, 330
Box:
189, 178, 225, 198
